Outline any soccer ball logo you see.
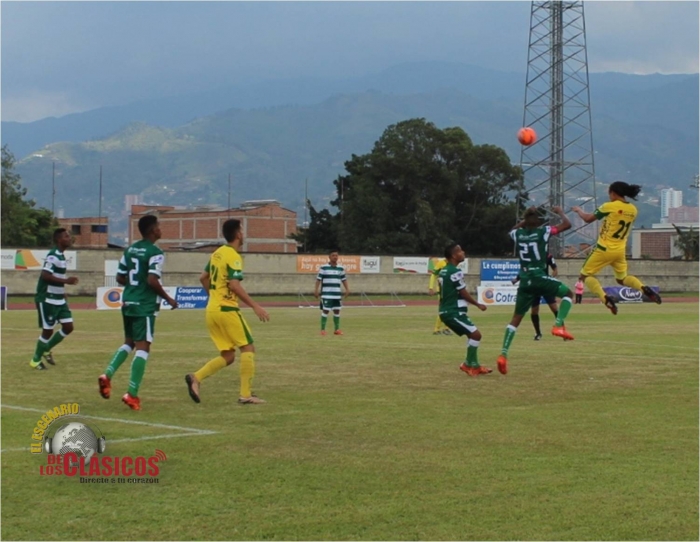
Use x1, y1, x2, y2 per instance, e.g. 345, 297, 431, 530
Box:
45, 422, 106, 459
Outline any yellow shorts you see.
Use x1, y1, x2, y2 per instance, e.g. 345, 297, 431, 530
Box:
580, 247, 628, 280
206, 310, 253, 352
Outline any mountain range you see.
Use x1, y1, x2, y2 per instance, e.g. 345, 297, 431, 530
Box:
3, 61, 698, 237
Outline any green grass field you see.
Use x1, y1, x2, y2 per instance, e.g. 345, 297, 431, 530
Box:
2, 302, 698, 541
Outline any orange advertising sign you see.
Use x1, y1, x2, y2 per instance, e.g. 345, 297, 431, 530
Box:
296, 255, 362, 274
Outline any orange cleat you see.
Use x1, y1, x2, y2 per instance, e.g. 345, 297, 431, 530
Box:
122, 393, 141, 411
459, 363, 493, 377
497, 355, 508, 375
98, 374, 111, 399
551, 326, 574, 341
333, 330, 343, 335
320, 330, 327, 336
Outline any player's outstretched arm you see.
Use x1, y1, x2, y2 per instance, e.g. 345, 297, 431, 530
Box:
228, 279, 269, 322
551, 206, 572, 233
459, 288, 487, 312
571, 206, 596, 224
147, 274, 178, 309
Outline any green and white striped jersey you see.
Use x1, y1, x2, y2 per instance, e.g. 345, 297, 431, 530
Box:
316, 264, 347, 300
35, 247, 69, 305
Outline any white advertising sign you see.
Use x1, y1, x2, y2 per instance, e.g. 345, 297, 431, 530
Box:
477, 285, 519, 306
1, 249, 77, 270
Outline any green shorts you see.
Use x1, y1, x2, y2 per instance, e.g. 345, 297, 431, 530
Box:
439, 311, 477, 337
122, 312, 157, 343
36, 301, 73, 330
320, 298, 342, 311
515, 276, 568, 316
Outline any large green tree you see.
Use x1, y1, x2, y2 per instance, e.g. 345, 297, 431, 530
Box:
289, 200, 339, 253
1, 145, 57, 247
328, 119, 522, 255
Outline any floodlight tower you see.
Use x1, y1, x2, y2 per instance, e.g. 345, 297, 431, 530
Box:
519, 1, 598, 257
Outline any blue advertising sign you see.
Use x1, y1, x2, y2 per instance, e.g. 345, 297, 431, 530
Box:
174, 287, 208, 309
603, 286, 660, 304
0, 286, 6, 310
480, 260, 520, 282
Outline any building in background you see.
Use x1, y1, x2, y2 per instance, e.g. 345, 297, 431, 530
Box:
124, 194, 142, 213
128, 200, 297, 253
660, 188, 683, 223
668, 205, 699, 225
58, 216, 108, 248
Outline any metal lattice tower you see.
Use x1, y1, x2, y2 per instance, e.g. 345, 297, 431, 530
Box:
519, 0, 598, 257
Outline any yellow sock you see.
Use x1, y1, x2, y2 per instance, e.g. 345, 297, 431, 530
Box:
622, 275, 644, 291
194, 356, 227, 382
434, 315, 442, 332
239, 352, 255, 398
584, 276, 607, 303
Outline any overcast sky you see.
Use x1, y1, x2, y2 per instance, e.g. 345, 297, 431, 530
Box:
2, 1, 698, 123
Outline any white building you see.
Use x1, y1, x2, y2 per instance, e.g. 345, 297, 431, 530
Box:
659, 188, 683, 223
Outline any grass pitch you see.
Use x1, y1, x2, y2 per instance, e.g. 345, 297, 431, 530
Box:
2, 302, 698, 541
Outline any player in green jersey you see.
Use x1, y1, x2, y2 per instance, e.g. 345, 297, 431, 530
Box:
30, 228, 79, 370
438, 243, 491, 377
98, 215, 178, 411
497, 206, 575, 375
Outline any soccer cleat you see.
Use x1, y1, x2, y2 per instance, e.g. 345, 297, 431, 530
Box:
534, 333, 543, 341
98, 374, 111, 399
333, 330, 343, 335
442, 329, 452, 335
43, 352, 56, 366
185, 374, 201, 404
432, 331, 442, 335
551, 326, 574, 341
238, 395, 266, 405
122, 393, 141, 411
604, 295, 618, 315
497, 355, 508, 375
459, 363, 492, 377
642, 286, 662, 305
30, 359, 47, 370
320, 330, 327, 336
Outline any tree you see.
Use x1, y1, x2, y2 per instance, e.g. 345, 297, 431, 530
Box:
1, 145, 57, 247
329, 119, 522, 254
289, 200, 339, 253
672, 224, 699, 261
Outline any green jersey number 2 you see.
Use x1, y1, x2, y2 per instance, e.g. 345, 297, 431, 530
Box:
518, 242, 542, 262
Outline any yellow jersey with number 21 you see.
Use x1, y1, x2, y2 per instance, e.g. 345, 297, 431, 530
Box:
594, 200, 637, 252
206, 245, 244, 311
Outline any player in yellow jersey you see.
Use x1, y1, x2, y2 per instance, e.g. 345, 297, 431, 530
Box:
185, 219, 270, 404
572, 181, 662, 315
428, 258, 451, 335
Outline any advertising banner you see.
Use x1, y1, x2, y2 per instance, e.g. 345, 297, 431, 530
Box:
393, 257, 429, 274
1, 249, 77, 271
476, 285, 519, 306
97, 286, 179, 310
603, 286, 660, 304
480, 260, 520, 283
0, 286, 7, 310
296, 255, 362, 274
360, 256, 381, 274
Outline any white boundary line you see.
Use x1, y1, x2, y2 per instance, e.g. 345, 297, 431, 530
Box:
1, 404, 217, 453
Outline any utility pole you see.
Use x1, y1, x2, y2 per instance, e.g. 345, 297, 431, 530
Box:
98, 165, 103, 221
51, 161, 56, 216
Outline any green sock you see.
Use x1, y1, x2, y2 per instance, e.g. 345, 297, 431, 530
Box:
333, 315, 340, 331
555, 297, 573, 327
127, 351, 148, 397
501, 325, 517, 356
466, 339, 480, 367
106, 345, 132, 378
32, 336, 50, 362
45, 330, 67, 351
321, 314, 328, 330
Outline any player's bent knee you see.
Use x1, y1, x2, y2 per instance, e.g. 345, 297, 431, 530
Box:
470, 330, 482, 341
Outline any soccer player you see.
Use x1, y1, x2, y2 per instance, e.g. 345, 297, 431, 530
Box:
98, 215, 178, 411
438, 242, 491, 377
428, 258, 451, 335
497, 206, 575, 375
314, 251, 350, 335
30, 228, 79, 370
185, 219, 270, 405
512, 253, 559, 340
572, 181, 662, 314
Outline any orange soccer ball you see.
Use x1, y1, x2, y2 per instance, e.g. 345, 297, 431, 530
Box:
517, 127, 537, 146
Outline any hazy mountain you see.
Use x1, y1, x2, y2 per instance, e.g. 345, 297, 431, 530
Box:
5, 62, 698, 236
